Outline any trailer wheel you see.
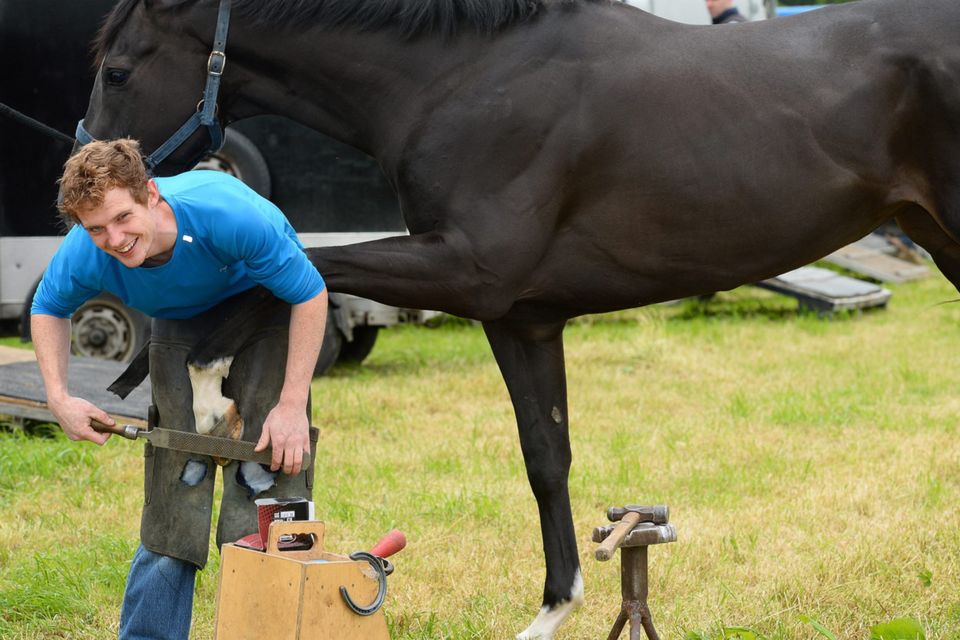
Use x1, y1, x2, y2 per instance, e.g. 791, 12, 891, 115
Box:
194, 129, 271, 198
18, 278, 42, 342
338, 326, 379, 364
71, 294, 150, 363
313, 314, 343, 378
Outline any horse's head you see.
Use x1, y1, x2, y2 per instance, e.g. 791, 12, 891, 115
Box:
78, 0, 228, 175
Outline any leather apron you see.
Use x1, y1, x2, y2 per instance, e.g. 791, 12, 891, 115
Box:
140, 287, 314, 568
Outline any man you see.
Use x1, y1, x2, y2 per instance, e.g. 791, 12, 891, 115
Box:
706, 0, 748, 24
31, 138, 327, 639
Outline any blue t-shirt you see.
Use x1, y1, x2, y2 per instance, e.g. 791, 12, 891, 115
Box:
32, 171, 325, 319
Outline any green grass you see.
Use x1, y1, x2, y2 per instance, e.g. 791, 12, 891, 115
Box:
3, 274, 960, 638
0, 335, 30, 349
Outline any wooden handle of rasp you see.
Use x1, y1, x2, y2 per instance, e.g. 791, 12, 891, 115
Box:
594, 511, 641, 561
91, 418, 139, 440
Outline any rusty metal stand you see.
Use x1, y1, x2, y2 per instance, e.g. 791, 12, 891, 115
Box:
606, 545, 659, 640
593, 505, 675, 640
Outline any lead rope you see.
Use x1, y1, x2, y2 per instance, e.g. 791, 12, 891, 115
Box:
0, 102, 75, 146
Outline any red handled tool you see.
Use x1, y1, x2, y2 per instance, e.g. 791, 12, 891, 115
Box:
367, 529, 406, 576
370, 529, 406, 558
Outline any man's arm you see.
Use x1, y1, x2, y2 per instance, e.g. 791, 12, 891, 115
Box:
255, 289, 328, 475
31, 313, 115, 444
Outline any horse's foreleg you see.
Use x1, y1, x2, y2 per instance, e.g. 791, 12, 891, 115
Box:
482, 318, 583, 640
305, 232, 521, 320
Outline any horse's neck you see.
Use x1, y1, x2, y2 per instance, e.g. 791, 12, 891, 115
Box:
226, 26, 471, 159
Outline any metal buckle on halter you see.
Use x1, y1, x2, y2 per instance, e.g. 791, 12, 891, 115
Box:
207, 50, 226, 76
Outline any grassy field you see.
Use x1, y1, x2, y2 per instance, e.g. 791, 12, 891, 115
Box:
1, 272, 959, 639
0, 333, 28, 349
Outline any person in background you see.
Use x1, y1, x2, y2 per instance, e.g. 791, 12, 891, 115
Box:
706, 0, 749, 24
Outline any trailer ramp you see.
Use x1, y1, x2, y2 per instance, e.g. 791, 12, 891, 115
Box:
825, 236, 930, 283
755, 266, 891, 314
0, 346, 149, 426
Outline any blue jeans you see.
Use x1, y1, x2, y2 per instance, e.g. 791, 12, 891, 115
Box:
119, 544, 197, 640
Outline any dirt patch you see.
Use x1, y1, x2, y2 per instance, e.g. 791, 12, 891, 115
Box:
0, 345, 35, 365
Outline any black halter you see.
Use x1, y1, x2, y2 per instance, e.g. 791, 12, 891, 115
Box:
75, 0, 232, 172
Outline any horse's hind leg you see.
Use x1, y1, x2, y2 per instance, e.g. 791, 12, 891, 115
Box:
482, 318, 583, 640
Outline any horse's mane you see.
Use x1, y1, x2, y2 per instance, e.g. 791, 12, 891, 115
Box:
95, 0, 571, 65
230, 0, 551, 37
94, 0, 140, 67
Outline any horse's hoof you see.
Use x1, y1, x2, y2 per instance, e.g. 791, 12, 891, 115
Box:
516, 571, 583, 640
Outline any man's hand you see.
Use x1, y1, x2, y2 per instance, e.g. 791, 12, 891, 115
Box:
32, 313, 114, 445
255, 399, 310, 475
48, 395, 115, 445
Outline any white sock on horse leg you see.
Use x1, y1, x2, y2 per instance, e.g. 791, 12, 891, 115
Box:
516, 570, 584, 640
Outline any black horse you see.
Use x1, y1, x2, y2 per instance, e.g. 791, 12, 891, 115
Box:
78, 0, 960, 636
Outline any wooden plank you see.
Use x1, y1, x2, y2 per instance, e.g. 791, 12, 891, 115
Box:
825, 240, 930, 283
0, 398, 57, 423
756, 266, 892, 313
0, 356, 150, 423
300, 560, 388, 639
0, 394, 146, 427
215, 546, 304, 639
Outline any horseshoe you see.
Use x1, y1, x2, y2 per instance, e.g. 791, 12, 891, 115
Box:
339, 551, 387, 616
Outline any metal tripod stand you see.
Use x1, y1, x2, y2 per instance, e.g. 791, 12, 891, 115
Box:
592, 504, 676, 640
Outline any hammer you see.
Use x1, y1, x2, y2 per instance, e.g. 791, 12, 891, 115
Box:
607, 504, 669, 524
594, 504, 670, 561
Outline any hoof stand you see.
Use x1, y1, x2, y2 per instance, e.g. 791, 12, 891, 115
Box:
592, 505, 675, 640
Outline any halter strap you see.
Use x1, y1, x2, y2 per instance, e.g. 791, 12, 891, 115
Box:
76, 0, 233, 173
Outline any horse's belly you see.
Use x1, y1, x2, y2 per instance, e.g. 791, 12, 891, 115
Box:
522, 201, 890, 314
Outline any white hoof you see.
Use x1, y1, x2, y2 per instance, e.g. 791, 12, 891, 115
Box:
516, 571, 584, 640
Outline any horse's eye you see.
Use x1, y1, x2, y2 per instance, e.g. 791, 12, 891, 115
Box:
105, 68, 129, 87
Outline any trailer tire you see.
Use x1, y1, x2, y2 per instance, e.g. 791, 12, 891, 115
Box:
313, 313, 343, 378
338, 326, 379, 364
18, 278, 42, 342
194, 128, 271, 198
71, 294, 150, 363
19, 280, 149, 366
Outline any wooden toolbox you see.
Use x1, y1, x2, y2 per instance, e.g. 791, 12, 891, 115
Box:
215, 521, 389, 639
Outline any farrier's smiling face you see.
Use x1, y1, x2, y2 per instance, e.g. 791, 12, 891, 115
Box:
77, 183, 161, 268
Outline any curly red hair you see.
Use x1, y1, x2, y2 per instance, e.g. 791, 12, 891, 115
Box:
58, 138, 149, 224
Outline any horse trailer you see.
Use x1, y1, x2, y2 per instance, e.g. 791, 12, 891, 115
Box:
0, 0, 436, 375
